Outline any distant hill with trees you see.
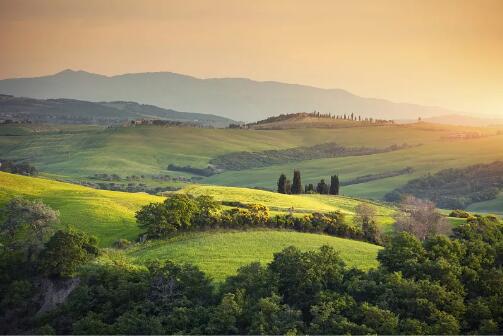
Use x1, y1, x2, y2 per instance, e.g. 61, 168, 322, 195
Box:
0, 69, 460, 122
0, 94, 234, 127
385, 161, 503, 209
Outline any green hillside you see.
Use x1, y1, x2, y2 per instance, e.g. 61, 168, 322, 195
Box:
180, 184, 396, 228
126, 230, 382, 281
2, 123, 503, 212
0, 172, 162, 246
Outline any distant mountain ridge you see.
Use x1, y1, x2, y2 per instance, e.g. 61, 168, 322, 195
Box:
0, 69, 462, 122
0, 94, 234, 127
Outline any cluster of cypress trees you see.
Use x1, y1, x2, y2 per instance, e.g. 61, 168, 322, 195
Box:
277, 171, 340, 195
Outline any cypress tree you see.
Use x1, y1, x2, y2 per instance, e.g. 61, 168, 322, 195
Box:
329, 175, 340, 195
291, 170, 302, 194
277, 174, 287, 194
285, 180, 292, 194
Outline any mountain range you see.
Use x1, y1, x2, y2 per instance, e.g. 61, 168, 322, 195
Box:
0, 94, 234, 127
0, 69, 462, 122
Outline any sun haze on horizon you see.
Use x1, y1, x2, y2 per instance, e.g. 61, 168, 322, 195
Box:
0, 0, 502, 117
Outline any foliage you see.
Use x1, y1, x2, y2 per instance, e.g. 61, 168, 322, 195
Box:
0, 198, 59, 261
39, 228, 99, 277
0, 159, 38, 176
1, 212, 502, 334
385, 161, 503, 209
291, 170, 302, 194
210, 142, 411, 171
136, 195, 374, 244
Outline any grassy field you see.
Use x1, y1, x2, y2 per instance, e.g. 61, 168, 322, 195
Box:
126, 230, 382, 281
467, 192, 503, 215
179, 184, 396, 228
205, 134, 503, 200
0, 172, 162, 246
3, 123, 502, 211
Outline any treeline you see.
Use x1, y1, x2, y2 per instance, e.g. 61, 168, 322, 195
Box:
210, 142, 412, 171
1, 198, 502, 334
385, 161, 503, 208
277, 170, 340, 195
135, 194, 380, 244
250, 112, 394, 125
341, 167, 413, 186
0, 159, 37, 176
62, 179, 180, 195
167, 163, 219, 177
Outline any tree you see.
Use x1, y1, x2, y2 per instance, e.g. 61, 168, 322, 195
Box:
277, 174, 287, 194
316, 179, 329, 194
394, 196, 450, 240
39, 228, 99, 277
285, 179, 292, 194
329, 175, 340, 195
291, 170, 302, 194
135, 194, 200, 238
354, 204, 381, 244
0, 198, 58, 261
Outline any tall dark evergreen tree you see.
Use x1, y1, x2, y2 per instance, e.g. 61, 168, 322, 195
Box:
329, 175, 340, 195
285, 179, 292, 194
291, 170, 302, 194
277, 174, 287, 194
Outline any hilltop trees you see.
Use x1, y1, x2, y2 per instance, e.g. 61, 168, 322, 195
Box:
276, 171, 341, 195
329, 175, 339, 195
277, 174, 287, 194
291, 170, 302, 194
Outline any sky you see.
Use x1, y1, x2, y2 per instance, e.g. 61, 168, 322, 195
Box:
0, 0, 502, 117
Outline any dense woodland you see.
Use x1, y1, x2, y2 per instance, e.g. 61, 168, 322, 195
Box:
385, 161, 503, 208
0, 195, 501, 334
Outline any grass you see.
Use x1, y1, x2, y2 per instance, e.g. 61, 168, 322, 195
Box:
179, 184, 396, 229
4, 123, 503, 213
205, 133, 503, 201
126, 230, 382, 281
467, 192, 503, 215
0, 172, 162, 246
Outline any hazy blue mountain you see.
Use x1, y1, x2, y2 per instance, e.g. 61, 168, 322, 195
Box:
0, 69, 460, 122
0, 94, 234, 127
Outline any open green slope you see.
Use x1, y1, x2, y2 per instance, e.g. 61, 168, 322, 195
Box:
126, 230, 382, 281
205, 134, 503, 200
0, 172, 162, 246
180, 184, 396, 228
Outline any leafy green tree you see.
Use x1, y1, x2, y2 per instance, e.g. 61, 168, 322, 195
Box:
249, 294, 303, 335
39, 228, 99, 277
0, 198, 58, 261
277, 174, 287, 194
291, 170, 302, 194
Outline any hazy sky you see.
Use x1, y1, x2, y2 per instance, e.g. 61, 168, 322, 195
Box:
1, 0, 502, 117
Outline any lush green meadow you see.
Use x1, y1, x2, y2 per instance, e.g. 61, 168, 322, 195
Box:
126, 230, 382, 281
180, 184, 396, 228
205, 133, 503, 201
2, 123, 502, 212
0, 172, 162, 246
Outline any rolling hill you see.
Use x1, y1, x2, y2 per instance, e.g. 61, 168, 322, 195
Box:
0, 172, 386, 281
0, 94, 234, 127
0, 69, 460, 122
125, 230, 382, 281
